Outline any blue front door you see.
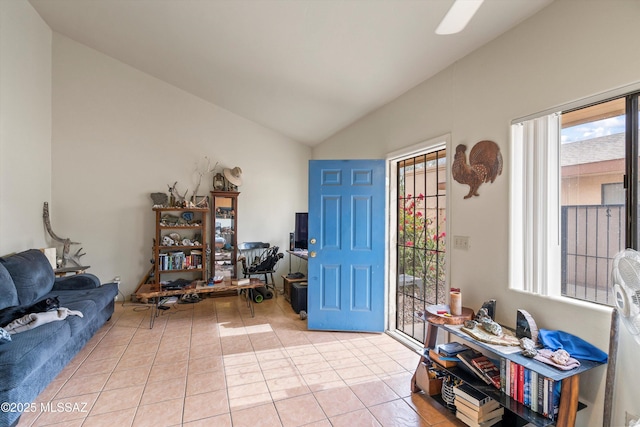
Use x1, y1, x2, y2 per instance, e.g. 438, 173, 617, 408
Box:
307, 160, 385, 332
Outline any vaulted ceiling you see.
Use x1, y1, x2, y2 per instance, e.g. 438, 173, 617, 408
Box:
29, 0, 553, 146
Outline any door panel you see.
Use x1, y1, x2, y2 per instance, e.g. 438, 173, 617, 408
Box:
308, 159, 385, 332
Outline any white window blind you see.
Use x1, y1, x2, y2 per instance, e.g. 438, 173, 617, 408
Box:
510, 113, 561, 295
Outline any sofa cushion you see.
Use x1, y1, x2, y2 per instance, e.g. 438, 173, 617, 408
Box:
53, 274, 100, 291
0, 263, 19, 310
53, 284, 118, 313
0, 250, 55, 305
50, 293, 98, 334
0, 320, 71, 391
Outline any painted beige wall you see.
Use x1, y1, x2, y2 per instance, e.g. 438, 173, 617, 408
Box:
0, 0, 52, 255
314, 0, 640, 425
51, 34, 311, 299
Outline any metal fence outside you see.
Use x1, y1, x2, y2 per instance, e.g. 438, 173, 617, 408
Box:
561, 204, 622, 305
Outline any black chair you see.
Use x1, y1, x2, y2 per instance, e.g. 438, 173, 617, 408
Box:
237, 242, 284, 297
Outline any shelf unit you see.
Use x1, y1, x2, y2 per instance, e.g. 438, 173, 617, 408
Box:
412, 309, 605, 427
153, 207, 208, 284
210, 191, 239, 279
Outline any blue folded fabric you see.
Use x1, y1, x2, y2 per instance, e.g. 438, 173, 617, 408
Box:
538, 329, 608, 363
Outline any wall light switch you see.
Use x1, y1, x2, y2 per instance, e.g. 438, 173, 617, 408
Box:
453, 235, 470, 250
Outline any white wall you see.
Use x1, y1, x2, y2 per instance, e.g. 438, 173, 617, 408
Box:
0, 0, 52, 255
314, 0, 640, 425
51, 34, 311, 299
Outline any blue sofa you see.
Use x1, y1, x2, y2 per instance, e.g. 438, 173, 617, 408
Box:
0, 249, 118, 427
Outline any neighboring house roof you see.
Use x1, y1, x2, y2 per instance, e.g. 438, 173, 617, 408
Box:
561, 133, 624, 166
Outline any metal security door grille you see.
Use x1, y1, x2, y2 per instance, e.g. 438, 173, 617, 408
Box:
396, 148, 446, 343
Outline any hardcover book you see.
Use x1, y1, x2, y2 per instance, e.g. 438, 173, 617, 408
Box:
470, 355, 501, 389
455, 410, 502, 427
428, 348, 458, 368
455, 400, 504, 423
452, 382, 493, 407
456, 350, 492, 386
455, 392, 500, 414
439, 341, 469, 356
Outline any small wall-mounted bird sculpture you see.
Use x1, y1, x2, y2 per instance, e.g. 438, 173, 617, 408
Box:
452, 140, 503, 199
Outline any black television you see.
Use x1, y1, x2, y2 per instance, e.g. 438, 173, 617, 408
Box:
294, 212, 308, 250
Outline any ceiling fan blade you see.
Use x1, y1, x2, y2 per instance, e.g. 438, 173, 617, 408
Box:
436, 0, 484, 35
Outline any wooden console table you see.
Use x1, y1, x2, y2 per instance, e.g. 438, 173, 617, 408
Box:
411, 304, 474, 393
136, 278, 263, 328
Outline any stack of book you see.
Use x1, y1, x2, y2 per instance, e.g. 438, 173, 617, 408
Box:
428, 341, 469, 366
456, 349, 502, 389
453, 382, 503, 427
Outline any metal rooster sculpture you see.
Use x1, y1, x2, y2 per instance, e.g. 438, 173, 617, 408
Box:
452, 140, 503, 199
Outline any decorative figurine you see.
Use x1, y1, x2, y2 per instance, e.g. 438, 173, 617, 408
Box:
480, 299, 496, 320
516, 309, 539, 342
168, 182, 188, 207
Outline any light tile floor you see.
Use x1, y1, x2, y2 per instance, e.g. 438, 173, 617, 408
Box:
17, 293, 465, 427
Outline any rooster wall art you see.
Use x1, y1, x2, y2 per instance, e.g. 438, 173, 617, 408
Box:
452, 140, 503, 199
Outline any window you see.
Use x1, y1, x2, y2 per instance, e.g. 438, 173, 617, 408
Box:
602, 183, 624, 205
511, 92, 640, 306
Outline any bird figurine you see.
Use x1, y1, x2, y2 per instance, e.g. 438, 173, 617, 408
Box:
452, 140, 503, 199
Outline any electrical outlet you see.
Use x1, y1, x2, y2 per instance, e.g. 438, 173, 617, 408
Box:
453, 235, 470, 250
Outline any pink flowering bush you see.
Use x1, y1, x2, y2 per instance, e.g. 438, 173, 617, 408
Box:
398, 193, 446, 304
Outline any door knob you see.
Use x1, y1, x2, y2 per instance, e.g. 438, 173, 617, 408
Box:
310, 238, 316, 245
310, 251, 317, 258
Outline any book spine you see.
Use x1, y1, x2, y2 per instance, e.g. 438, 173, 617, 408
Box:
518, 363, 524, 404
510, 362, 517, 401
537, 374, 545, 416
543, 377, 549, 418
500, 358, 506, 394
504, 359, 510, 397
551, 379, 561, 420
530, 371, 538, 413
524, 368, 530, 407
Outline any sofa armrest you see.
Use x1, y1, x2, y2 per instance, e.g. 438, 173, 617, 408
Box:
53, 273, 101, 290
